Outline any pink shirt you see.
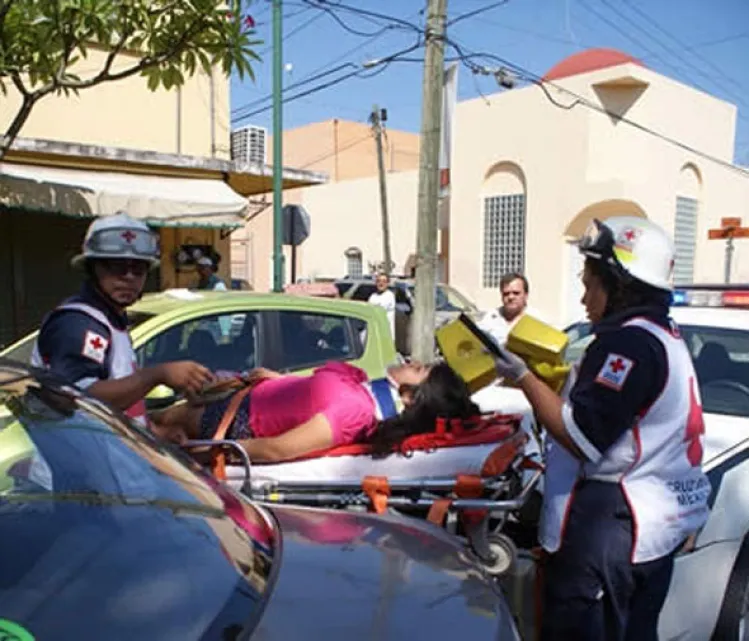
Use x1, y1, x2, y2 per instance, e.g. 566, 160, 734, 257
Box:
249, 362, 377, 445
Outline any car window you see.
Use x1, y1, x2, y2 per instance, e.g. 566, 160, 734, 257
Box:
136, 312, 260, 374
276, 311, 364, 371
681, 325, 748, 417
0, 377, 274, 640
349, 284, 377, 301
436, 285, 477, 313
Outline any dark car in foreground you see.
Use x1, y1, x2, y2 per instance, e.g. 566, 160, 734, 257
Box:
0, 360, 520, 640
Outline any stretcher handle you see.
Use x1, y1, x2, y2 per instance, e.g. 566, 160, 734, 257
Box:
182, 439, 252, 489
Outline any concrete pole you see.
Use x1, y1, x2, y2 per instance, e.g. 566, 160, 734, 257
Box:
371, 105, 392, 275
412, 0, 447, 362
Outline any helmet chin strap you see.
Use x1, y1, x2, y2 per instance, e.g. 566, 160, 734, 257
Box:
85, 261, 141, 315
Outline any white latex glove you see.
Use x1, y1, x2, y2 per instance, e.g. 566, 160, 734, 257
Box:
493, 345, 530, 383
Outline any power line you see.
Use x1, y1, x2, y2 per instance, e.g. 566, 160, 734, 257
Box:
447, 0, 509, 27
231, 62, 358, 119
578, 0, 729, 105
231, 5, 424, 122
446, 38, 749, 176
298, 0, 394, 37
231, 40, 422, 124
595, 0, 747, 108
257, 8, 326, 57
622, 4, 746, 94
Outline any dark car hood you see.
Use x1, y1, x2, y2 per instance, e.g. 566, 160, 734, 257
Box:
254, 505, 518, 641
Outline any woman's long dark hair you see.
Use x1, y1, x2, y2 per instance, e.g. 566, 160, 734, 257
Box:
369, 362, 480, 458
585, 257, 671, 317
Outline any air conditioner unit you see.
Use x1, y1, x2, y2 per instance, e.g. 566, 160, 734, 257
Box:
231, 125, 267, 165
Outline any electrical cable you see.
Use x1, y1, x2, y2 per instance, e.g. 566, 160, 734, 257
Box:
447, 38, 749, 176
232, 40, 422, 124
446, 0, 509, 27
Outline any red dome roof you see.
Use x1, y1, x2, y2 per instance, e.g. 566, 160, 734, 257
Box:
543, 48, 645, 81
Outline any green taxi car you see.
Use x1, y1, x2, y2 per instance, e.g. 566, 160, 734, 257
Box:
0, 289, 398, 488
1, 288, 398, 379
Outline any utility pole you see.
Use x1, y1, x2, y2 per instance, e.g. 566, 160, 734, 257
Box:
272, 0, 284, 292
370, 105, 392, 275
412, 0, 447, 362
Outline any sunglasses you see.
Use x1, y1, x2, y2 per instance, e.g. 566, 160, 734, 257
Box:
98, 259, 149, 277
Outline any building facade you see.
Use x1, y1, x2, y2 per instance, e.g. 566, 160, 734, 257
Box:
237, 49, 748, 327
0, 48, 323, 346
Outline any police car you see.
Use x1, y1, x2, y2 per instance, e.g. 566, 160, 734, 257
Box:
564, 284, 748, 641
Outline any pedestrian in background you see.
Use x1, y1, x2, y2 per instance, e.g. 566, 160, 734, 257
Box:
196, 253, 227, 291
368, 272, 396, 338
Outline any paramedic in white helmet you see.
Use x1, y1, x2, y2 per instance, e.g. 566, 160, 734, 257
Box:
492, 216, 710, 641
31, 212, 215, 426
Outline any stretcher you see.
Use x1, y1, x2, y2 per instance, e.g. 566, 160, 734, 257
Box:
182, 412, 543, 577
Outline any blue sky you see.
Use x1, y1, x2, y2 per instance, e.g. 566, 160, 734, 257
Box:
230, 0, 749, 166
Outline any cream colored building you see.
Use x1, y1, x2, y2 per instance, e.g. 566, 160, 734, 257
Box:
237, 48, 748, 327
0, 47, 323, 345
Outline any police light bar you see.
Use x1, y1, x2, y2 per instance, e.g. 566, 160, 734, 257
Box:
672, 287, 749, 309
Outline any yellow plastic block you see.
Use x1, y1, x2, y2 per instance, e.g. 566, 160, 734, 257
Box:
435, 315, 498, 394
506, 315, 569, 366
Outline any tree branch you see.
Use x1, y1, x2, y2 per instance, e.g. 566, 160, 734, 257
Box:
0, 93, 37, 158
9, 70, 28, 97
50, 17, 209, 91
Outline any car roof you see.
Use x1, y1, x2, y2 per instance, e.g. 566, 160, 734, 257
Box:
129, 289, 373, 316
671, 306, 749, 331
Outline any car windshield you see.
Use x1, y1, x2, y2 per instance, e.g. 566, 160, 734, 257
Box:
564, 323, 749, 417
0, 365, 275, 640
405, 284, 477, 313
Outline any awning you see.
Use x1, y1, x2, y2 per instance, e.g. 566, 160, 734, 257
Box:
0, 162, 249, 228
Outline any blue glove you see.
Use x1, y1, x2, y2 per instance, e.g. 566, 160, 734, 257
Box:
493, 345, 530, 383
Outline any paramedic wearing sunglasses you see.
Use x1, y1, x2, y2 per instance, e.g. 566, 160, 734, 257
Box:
31, 212, 215, 426
492, 216, 710, 641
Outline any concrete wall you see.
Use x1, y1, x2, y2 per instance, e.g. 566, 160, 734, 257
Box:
0, 48, 231, 160
269, 120, 419, 181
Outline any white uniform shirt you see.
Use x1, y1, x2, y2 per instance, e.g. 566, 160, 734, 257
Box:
368, 290, 396, 338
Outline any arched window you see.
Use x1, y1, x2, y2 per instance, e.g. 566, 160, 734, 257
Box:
481, 162, 526, 288
344, 246, 363, 279
674, 164, 702, 285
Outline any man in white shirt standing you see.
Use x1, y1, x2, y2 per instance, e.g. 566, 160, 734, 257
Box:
368, 272, 396, 339
477, 272, 530, 347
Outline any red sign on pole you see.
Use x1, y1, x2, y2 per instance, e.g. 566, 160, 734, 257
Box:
708, 217, 748, 240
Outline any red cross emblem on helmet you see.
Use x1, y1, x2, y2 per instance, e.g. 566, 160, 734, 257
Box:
121, 230, 136, 243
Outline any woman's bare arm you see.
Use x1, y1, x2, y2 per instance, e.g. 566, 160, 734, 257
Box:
237, 412, 334, 463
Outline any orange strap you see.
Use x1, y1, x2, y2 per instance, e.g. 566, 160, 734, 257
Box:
362, 476, 391, 514
454, 474, 484, 498
211, 386, 254, 480
427, 498, 452, 525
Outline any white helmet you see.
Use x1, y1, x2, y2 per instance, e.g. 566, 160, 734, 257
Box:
72, 212, 160, 268
578, 216, 675, 291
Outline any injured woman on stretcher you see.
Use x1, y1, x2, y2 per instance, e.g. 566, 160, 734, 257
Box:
148, 360, 481, 464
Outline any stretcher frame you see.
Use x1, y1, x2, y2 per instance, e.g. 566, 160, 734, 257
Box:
181, 413, 543, 576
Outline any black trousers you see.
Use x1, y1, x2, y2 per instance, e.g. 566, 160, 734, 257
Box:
540, 481, 676, 641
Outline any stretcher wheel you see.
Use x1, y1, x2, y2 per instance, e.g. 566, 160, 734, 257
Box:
482, 533, 517, 577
